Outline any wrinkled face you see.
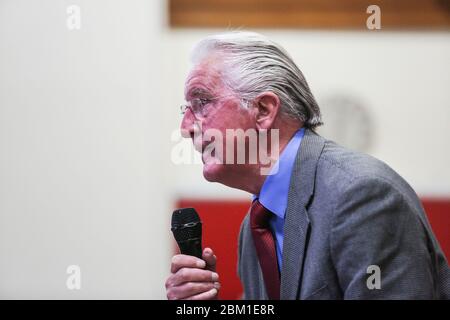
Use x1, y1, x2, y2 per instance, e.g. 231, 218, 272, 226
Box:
180, 57, 257, 187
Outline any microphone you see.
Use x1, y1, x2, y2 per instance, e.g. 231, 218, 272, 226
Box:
171, 208, 203, 259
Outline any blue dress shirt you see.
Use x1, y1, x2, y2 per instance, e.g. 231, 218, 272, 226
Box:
253, 127, 305, 271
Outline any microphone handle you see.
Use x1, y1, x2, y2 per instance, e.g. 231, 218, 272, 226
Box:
177, 237, 202, 259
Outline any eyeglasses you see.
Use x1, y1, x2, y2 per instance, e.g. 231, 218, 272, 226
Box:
180, 95, 250, 120
180, 98, 215, 120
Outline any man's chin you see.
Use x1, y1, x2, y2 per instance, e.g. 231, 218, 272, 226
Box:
202, 162, 224, 183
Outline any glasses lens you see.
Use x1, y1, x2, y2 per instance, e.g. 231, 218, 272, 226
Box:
191, 99, 201, 115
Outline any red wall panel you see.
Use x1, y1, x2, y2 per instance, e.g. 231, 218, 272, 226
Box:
176, 199, 250, 299
421, 198, 450, 261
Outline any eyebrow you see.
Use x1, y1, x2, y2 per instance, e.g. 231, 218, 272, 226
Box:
187, 87, 213, 99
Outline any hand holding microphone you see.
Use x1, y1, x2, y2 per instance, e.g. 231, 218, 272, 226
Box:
165, 208, 220, 300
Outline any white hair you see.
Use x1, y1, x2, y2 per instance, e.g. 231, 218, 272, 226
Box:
190, 31, 322, 129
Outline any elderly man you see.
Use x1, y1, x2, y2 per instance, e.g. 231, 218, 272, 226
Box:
165, 32, 450, 300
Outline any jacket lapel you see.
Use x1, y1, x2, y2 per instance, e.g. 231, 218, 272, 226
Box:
280, 129, 325, 299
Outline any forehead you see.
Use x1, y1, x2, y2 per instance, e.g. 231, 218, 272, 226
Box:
184, 56, 227, 99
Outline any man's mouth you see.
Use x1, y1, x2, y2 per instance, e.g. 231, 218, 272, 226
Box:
202, 143, 217, 163
193, 138, 206, 153
193, 138, 218, 164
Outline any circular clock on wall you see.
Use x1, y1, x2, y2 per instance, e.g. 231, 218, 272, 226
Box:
316, 94, 374, 153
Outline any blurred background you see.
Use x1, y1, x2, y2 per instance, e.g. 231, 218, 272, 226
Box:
0, 0, 449, 299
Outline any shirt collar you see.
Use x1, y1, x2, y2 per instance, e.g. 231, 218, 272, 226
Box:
253, 127, 305, 219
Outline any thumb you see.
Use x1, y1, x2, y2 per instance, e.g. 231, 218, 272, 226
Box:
202, 247, 217, 272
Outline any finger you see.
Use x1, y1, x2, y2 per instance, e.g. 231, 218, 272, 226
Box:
171, 281, 220, 300
202, 248, 217, 272
172, 268, 219, 286
171, 254, 206, 273
186, 288, 218, 300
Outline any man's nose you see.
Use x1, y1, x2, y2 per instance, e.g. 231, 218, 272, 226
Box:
180, 112, 196, 139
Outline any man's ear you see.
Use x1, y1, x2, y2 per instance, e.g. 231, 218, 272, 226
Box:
253, 92, 281, 130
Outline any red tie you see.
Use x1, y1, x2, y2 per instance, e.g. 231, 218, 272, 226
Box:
250, 200, 280, 300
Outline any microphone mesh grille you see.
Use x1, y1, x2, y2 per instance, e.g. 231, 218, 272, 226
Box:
171, 208, 202, 242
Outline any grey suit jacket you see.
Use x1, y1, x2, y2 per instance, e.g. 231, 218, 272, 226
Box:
238, 129, 450, 299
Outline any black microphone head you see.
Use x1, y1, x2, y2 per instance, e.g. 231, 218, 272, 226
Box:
171, 208, 202, 244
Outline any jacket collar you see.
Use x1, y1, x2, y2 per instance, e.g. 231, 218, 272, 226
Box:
280, 128, 326, 299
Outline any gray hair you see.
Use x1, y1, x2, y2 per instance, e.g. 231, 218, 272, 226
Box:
190, 31, 322, 129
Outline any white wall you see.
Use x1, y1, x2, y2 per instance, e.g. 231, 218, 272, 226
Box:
0, 0, 449, 299
0, 0, 170, 299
